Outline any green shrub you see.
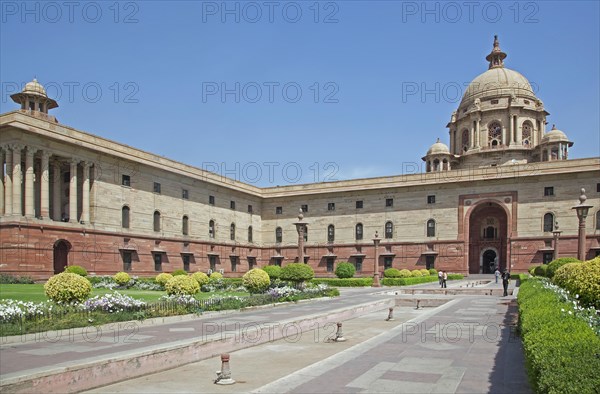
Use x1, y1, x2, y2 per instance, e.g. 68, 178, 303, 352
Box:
419, 269, 429, 276
546, 257, 580, 278
554, 257, 600, 309
428, 268, 438, 276
172, 269, 188, 276
528, 266, 536, 275
64, 265, 88, 277
382, 274, 463, 286
209, 272, 223, 280
384, 268, 401, 278
411, 269, 423, 277
335, 262, 356, 279
281, 263, 314, 283
155, 273, 173, 287
398, 269, 412, 278
113, 272, 131, 285
0, 274, 35, 284
553, 263, 581, 291
518, 279, 600, 393
262, 265, 282, 280
533, 265, 548, 277
44, 273, 92, 303
165, 275, 200, 295
242, 269, 271, 293
191, 272, 209, 287
311, 278, 372, 287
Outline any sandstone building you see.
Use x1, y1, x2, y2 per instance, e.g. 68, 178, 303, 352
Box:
1, 37, 599, 280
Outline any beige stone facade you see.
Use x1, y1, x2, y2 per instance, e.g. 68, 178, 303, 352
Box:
1, 39, 599, 279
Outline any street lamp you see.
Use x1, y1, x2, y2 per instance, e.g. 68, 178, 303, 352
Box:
552, 221, 562, 261
294, 208, 307, 263
571, 188, 593, 261
372, 231, 381, 287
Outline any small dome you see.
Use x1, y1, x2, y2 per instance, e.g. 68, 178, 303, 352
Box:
22, 78, 48, 97
460, 68, 536, 108
427, 139, 450, 155
542, 125, 570, 143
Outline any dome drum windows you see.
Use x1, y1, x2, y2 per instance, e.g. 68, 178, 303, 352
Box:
522, 122, 533, 146
488, 121, 502, 148
461, 129, 469, 152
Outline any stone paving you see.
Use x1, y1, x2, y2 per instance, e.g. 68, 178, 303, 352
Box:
1, 277, 530, 393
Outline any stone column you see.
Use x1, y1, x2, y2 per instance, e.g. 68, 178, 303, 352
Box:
4, 147, 13, 215
24, 146, 37, 217
0, 148, 4, 215
52, 161, 62, 220
372, 232, 381, 287
475, 119, 481, 148
469, 124, 475, 149
516, 117, 522, 145
501, 126, 507, 146
69, 158, 79, 223
509, 115, 514, 145
81, 161, 91, 224
12, 144, 23, 216
40, 151, 50, 219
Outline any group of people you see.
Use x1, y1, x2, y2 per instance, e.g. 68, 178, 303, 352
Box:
495, 268, 511, 296
437, 270, 448, 288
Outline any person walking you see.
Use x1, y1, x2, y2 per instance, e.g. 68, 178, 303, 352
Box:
502, 269, 510, 296
494, 268, 501, 284
438, 270, 443, 287
442, 271, 448, 288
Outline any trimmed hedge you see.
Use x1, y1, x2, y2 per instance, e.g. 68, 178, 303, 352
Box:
383, 268, 401, 278
382, 274, 463, 286
280, 263, 314, 283
335, 262, 355, 279
64, 265, 88, 277
518, 279, 600, 393
311, 278, 372, 287
533, 265, 548, 277
262, 265, 282, 280
242, 268, 270, 294
511, 273, 529, 284
44, 273, 92, 303
546, 257, 580, 278
553, 257, 600, 309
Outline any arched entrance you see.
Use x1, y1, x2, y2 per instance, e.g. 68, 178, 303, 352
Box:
53, 240, 71, 274
467, 202, 508, 274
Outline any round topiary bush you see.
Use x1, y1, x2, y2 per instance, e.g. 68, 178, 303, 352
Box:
420, 269, 430, 276
44, 272, 92, 303
155, 273, 173, 287
398, 269, 412, 278
281, 263, 315, 283
533, 265, 548, 277
242, 268, 271, 294
191, 272, 209, 287
335, 262, 356, 279
546, 257, 580, 278
113, 272, 131, 286
209, 272, 223, 280
165, 275, 200, 295
172, 269, 188, 276
384, 268, 401, 278
554, 257, 600, 308
428, 268, 438, 276
411, 269, 423, 277
528, 265, 536, 275
64, 265, 88, 277
262, 265, 282, 280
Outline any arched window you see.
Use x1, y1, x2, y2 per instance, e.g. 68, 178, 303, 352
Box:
543, 213, 554, 232
427, 219, 436, 237
355, 223, 363, 240
182, 215, 189, 235
248, 226, 253, 243
596, 211, 600, 230
522, 122, 532, 146
484, 226, 495, 239
442, 159, 448, 171
153, 211, 161, 232
121, 206, 130, 228
209, 220, 215, 238
385, 221, 393, 239
327, 225, 335, 243
488, 121, 502, 147
275, 227, 282, 243
433, 159, 440, 171
461, 129, 469, 152
230, 223, 236, 241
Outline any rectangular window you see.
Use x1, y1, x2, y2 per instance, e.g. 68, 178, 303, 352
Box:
386, 198, 393, 207
122, 175, 131, 187
183, 255, 190, 272
356, 200, 363, 209
122, 251, 132, 272
248, 205, 253, 213
544, 187, 554, 196
328, 203, 335, 211
597, 183, 600, 193
425, 255, 435, 270
542, 252, 553, 264
273, 258, 282, 267
276, 206, 283, 215
209, 195, 215, 205
354, 257, 363, 272
182, 189, 189, 199
427, 195, 436, 204
301, 204, 308, 213
384, 256, 393, 270
153, 253, 162, 271
230, 200, 236, 210
153, 182, 161, 194
231, 257, 237, 272
326, 258, 334, 272
248, 257, 256, 270
209, 256, 217, 272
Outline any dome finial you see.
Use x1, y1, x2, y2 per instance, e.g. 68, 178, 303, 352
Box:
485, 35, 507, 69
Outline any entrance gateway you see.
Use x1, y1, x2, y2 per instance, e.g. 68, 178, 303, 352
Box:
467, 201, 509, 274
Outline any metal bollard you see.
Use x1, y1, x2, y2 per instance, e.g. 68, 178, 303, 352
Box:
386, 307, 395, 321
214, 353, 236, 385
334, 322, 347, 342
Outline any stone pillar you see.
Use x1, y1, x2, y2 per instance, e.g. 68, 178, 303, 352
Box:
469, 124, 475, 149
52, 161, 62, 221
0, 148, 4, 215
12, 144, 23, 216
69, 158, 78, 223
40, 151, 50, 219
4, 147, 13, 215
372, 232, 381, 287
24, 146, 37, 217
81, 161, 91, 224
475, 119, 481, 148
509, 115, 514, 145
516, 117, 522, 145
501, 126, 507, 146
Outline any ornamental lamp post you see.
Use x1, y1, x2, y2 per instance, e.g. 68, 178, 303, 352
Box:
551, 221, 562, 261
294, 208, 307, 263
372, 231, 381, 287
571, 188, 593, 261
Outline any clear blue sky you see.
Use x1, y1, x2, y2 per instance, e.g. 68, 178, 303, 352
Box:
1, 1, 599, 186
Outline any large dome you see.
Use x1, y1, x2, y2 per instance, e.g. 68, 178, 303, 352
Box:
460, 67, 537, 108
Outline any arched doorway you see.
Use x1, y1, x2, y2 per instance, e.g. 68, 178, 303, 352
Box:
467, 202, 508, 274
53, 240, 71, 274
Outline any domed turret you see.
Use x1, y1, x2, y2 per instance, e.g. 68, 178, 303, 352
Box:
538, 125, 573, 161
541, 125, 570, 143
11, 78, 58, 114
427, 139, 450, 155
422, 138, 453, 172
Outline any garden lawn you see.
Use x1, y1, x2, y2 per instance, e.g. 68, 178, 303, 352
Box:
0, 284, 249, 303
